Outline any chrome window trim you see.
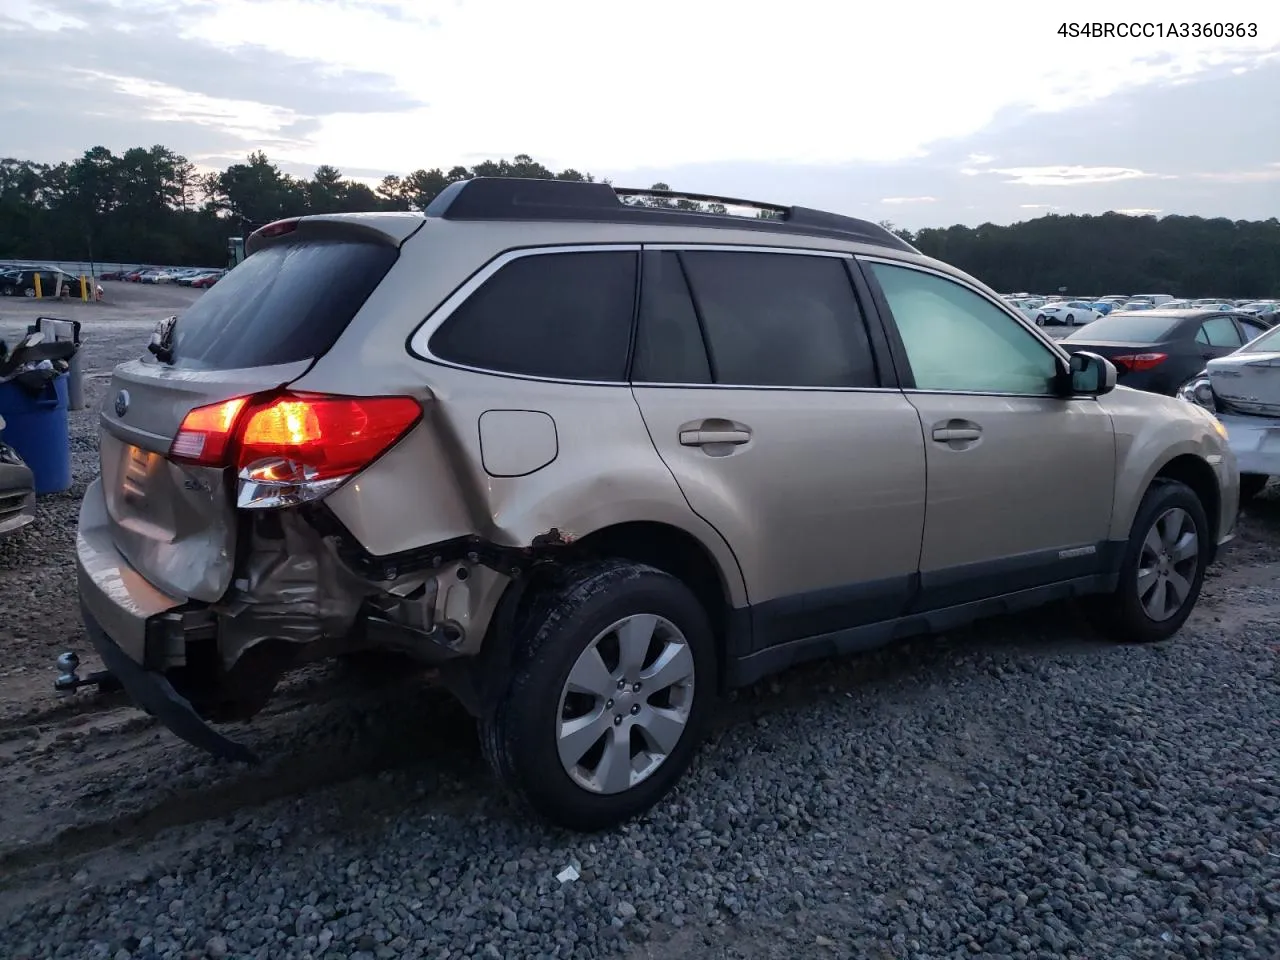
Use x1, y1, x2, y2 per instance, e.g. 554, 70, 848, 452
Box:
644, 243, 853, 259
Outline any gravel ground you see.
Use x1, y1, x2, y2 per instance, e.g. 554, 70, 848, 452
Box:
1, 286, 1279, 960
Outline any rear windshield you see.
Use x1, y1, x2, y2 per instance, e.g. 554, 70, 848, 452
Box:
1066, 314, 1180, 343
168, 239, 396, 369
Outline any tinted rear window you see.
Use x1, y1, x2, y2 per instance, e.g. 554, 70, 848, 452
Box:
1066, 314, 1181, 343
168, 239, 396, 370
428, 250, 637, 382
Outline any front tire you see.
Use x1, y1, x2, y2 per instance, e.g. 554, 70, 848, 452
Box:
1066, 313, 1076, 325
1085, 479, 1209, 644
1036, 315, 1046, 326
480, 560, 717, 832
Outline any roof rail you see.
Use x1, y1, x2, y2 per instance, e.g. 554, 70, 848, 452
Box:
423, 177, 918, 253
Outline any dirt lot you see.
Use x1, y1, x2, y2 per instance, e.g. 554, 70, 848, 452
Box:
1, 284, 1278, 960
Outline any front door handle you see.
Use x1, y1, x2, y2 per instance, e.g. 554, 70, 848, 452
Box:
931, 420, 982, 443
680, 428, 751, 446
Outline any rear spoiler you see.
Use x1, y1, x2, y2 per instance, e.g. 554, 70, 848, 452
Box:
246, 213, 425, 257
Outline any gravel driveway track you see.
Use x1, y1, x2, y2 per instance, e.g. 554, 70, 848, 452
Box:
1, 286, 1278, 960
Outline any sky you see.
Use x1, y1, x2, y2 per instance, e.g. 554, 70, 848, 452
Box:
1, 0, 1278, 229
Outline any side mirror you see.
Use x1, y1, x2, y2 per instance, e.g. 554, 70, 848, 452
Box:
1064, 350, 1116, 396
1066, 351, 1116, 396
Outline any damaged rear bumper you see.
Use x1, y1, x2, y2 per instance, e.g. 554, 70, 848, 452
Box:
81, 600, 258, 763
75, 476, 522, 758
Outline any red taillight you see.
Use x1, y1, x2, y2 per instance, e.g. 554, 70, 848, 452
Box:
169, 392, 422, 506
1111, 352, 1167, 373
170, 396, 250, 465
255, 218, 300, 239
237, 393, 422, 481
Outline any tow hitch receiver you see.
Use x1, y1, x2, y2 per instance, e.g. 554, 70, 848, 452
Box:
54, 651, 123, 694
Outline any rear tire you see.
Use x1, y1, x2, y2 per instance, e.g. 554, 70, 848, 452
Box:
1239, 473, 1269, 503
1085, 479, 1209, 644
479, 560, 717, 832
1066, 313, 1076, 325
1036, 315, 1046, 326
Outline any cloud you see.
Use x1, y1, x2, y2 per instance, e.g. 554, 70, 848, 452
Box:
1, 0, 1278, 232
989, 166, 1156, 186
85, 72, 304, 142
1192, 167, 1280, 183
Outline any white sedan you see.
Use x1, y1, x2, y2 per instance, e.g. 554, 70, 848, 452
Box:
1033, 300, 1099, 327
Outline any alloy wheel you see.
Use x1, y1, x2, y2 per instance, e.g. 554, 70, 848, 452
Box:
556, 613, 696, 795
1136, 507, 1199, 621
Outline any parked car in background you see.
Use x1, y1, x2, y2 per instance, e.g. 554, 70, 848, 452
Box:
1194, 301, 1238, 312
1131, 294, 1175, 306
178, 271, 223, 288
1180, 321, 1280, 502
1238, 301, 1279, 319
1091, 301, 1117, 315
73, 178, 1238, 830
1162, 300, 1194, 310
0, 418, 36, 538
1121, 300, 1156, 311
1035, 300, 1099, 326
1063, 309, 1268, 397
0, 268, 73, 298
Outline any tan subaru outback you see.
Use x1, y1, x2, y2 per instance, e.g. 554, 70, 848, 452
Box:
74, 178, 1239, 831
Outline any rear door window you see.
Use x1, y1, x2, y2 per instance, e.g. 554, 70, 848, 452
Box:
169, 239, 397, 370
674, 250, 878, 388
429, 250, 637, 382
632, 252, 712, 384
1200, 315, 1244, 347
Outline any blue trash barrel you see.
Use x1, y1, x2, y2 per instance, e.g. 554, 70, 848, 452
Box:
0, 374, 71, 494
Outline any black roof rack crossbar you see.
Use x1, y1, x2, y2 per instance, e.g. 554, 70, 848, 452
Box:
423, 177, 918, 253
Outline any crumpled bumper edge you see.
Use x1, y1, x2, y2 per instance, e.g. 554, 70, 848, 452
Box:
81, 599, 259, 765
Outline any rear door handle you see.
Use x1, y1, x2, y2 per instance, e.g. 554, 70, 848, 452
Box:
679, 429, 751, 446
931, 421, 982, 443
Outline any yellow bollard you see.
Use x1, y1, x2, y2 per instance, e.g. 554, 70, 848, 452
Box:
33, 273, 42, 299
81, 275, 89, 302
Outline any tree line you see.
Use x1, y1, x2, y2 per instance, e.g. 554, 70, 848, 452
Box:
1, 145, 1277, 296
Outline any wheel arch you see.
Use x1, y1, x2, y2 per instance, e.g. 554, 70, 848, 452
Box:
569, 520, 740, 676
1114, 452, 1222, 559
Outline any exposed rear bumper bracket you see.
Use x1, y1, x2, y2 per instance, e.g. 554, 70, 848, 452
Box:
81, 601, 259, 765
